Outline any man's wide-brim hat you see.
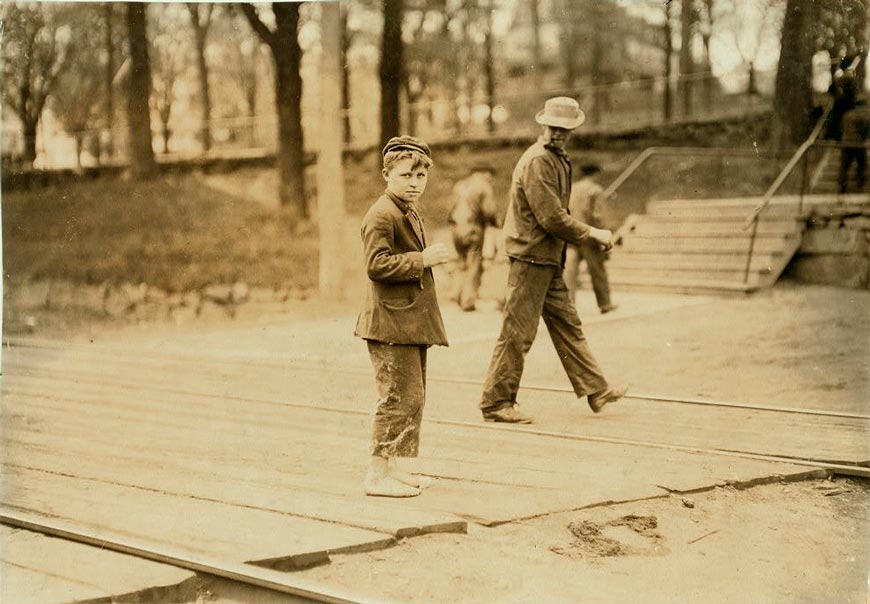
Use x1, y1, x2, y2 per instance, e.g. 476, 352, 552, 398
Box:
535, 97, 586, 130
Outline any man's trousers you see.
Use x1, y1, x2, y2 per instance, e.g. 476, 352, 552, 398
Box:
480, 259, 608, 412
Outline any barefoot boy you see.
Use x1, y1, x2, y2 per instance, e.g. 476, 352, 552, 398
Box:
354, 136, 450, 497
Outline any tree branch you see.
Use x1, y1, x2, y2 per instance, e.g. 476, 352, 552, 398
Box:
238, 3, 276, 49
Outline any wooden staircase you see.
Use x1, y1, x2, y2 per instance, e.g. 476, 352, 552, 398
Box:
610, 196, 808, 294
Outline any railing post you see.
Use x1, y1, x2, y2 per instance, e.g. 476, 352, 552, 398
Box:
799, 148, 810, 216
743, 216, 760, 285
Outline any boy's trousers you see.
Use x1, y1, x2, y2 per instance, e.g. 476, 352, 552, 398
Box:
481, 259, 608, 412
367, 340, 427, 457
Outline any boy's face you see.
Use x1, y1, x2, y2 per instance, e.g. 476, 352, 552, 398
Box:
383, 158, 429, 203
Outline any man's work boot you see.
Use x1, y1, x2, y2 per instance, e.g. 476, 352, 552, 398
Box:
482, 405, 534, 424
588, 384, 628, 413
599, 304, 618, 314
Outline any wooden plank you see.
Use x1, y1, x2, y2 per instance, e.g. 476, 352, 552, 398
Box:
2, 465, 396, 570
0, 508, 383, 604
1, 526, 194, 604
3, 425, 466, 539
9, 356, 869, 467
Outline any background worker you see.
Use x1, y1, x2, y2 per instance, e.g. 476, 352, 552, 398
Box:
448, 164, 499, 311
564, 162, 617, 314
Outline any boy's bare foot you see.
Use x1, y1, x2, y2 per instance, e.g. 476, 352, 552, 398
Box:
364, 475, 421, 498
389, 467, 433, 489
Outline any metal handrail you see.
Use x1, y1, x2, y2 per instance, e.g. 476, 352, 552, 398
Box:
601, 146, 774, 200
741, 103, 834, 283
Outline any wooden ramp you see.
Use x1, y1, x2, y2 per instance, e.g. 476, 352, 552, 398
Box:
610, 195, 814, 293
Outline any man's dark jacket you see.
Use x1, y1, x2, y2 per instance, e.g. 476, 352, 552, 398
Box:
502, 139, 593, 266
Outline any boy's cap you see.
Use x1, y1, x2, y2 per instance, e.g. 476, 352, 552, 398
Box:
383, 135, 431, 158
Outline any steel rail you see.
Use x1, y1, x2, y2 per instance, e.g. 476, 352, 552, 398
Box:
5, 337, 868, 421
0, 508, 387, 604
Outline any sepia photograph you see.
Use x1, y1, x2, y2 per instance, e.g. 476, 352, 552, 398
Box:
1, 0, 868, 602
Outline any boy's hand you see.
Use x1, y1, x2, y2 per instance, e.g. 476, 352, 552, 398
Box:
422, 243, 450, 267
589, 227, 614, 251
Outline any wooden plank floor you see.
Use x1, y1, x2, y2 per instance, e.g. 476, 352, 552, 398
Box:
3, 294, 867, 604
1, 526, 194, 604
7, 342, 868, 466
3, 347, 824, 533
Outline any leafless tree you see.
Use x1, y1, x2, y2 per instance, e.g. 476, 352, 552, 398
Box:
239, 2, 307, 225
720, 0, 782, 96
679, 0, 697, 117
663, 0, 676, 121
186, 2, 215, 152
1, 2, 72, 165
380, 0, 404, 145
773, 0, 816, 148
150, 9, 188, 155
51, 6, 104, 169
125, 2, 157, 178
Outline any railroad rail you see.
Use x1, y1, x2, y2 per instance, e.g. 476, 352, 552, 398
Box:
0, 508, 386, 604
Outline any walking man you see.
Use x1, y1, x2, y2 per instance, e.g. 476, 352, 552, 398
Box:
448, 164, 499, 311
564, 162, 617, 314
479, 97, 627, 424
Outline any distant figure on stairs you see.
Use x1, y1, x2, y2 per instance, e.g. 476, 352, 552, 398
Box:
839, 101, 870, 194
564, 162, 617, 314
826, 57, 859, 142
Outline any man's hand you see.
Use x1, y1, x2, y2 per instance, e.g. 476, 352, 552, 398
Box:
422, 243, 451, 267
589, 227, 614, 251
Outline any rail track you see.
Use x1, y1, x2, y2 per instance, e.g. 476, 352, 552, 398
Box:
0, 508, 384, 604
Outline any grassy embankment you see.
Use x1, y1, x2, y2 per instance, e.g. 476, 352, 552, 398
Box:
2, 144, 780, 295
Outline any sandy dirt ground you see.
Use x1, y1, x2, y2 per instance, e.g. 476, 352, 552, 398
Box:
295, 478, 870, 604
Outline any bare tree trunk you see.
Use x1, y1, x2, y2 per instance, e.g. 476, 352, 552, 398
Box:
773, 0, 815, 149
239, 2, 307, 225
530, 0, 542, 90
663, 2, 674, 122
75, 134, 84, 170
194, 32, 212, 152
701, 32, 713, 111
747, 62, 757, 96
161, 119, 171, 154
558, 0, 576, 89
340, 4, 352, 145
679, 0, 694, 118
125, 2, 157, 178
590, 2, 604, 126
484, 1, 496, 133
103, 3, 115, 161
22, 119, 38, 165
188, 4, 213, 153
380, 0, 404, 146
273, 3, 306, 220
